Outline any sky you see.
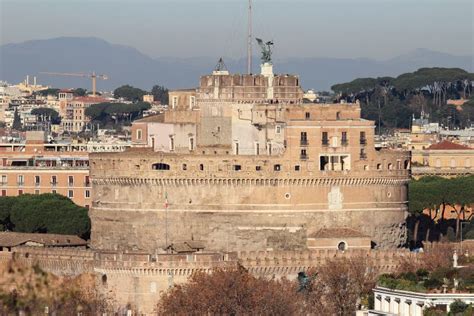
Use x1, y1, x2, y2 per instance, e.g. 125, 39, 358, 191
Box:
1, 0, 473, 60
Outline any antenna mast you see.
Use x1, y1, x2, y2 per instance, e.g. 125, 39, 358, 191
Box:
247, 0, 252, 74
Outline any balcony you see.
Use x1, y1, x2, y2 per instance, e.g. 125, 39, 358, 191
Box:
300, 154, 308, 160
17, 182, 24, 186
84, 181, 91, 187
341, 139, 348, 146
322, 139, 329, 146
300, 139, 309, 146
51, 181, 57, 187
360, 138, 367, 145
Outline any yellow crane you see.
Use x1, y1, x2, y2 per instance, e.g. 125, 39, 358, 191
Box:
40, 71, 108, 96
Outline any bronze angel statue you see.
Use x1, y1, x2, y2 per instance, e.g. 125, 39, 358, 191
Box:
256, 38, 273, 63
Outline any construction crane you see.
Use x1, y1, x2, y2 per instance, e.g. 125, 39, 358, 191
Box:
40, 71, 108, 96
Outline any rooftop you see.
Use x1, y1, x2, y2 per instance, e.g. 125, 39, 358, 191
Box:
427, 140, 472, 150
0, 232, 87, 248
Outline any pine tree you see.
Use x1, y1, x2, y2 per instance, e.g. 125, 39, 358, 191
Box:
12, 107, 22, 131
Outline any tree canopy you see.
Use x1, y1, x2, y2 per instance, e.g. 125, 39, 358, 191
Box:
331, 68, 474, 130
113, 85, 147, 102
31, 108, 60, 124
36, 88, 60, 97
0, 194, 90, 239
151, 85, 169, 104
85, 102, 150, 128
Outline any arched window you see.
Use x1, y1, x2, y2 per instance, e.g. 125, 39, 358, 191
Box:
336, 111, 341, 120
152, 163, 170, 170
387, 163, 393, 170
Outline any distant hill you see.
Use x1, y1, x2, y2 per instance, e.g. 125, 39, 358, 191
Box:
1, 37, 472, 91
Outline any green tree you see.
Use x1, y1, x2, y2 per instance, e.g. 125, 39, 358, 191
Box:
36, 88, 60, 97
85, 102, 150, 127
31, 108, 60, 124
151, 85, 169, 104
113, 85, 147, 102
72, 88, 87, 96
0, 194, 90, 239
11, 108, 22, 131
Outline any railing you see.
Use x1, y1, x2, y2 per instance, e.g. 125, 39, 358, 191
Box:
322, 139, 329, 146
17, 182, 24, 186
360, 138, 367, 145
300, 154, 308, 160
300, 139, 309, 146
50, 182, 57, 187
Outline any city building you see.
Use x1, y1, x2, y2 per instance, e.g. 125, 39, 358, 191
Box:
369, 286, 474, 316
91, 61, 410, 255
61, 95, 107, 133
0, 131, 91, 207
411, 140, 473, 179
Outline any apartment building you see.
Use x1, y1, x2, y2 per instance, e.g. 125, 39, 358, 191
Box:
0, 131, 91, 207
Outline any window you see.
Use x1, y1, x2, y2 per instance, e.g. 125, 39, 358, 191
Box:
336, 111, 341, 120
190, 96, 196, 109
341, 132, 348, 146
360, 131, 366, 145
136, 129, 142, 141
255, 142, 260, 155
294, 165, 300, 171
300, 132, 308, 145
450, 159, 456, 168
388, 163, 393, 170
52, 189, 57, 194
234, 142, 239, 155
169, 136, 175, 151
322, 132, 329, 146
18, 190, 23, 195
68, 190, 74, 198
17, 175, 24, 186
275, 125, 281, 134
182, 164, 187, 170
199, 164, 204, 171
305, 112, 310, 120
1, 175, 6, 185
51, 176, 57, 186
172, 96, 178, 108
256, 166, 262, 171
34, 189, 40, 195
377, 163, 382, 170
267, 143, 272, 155
360, 149, 367, 160
233, 165, 241, 171
300, 149, 307, 160
189, 137, 194, 151
274, 164, 281, 171
466, 158, 471, 168
436, 159, 441, 168
34, 175, 40, 186
85, 176, 90, 187
68, 176, 74, 186
337, 241, 347, 252
85, 190, 90, 198
152, 163, 170, 170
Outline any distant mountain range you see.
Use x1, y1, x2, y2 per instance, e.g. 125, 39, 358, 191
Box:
1, 37, 472, 91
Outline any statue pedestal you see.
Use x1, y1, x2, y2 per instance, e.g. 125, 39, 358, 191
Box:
260, 63, 273, 76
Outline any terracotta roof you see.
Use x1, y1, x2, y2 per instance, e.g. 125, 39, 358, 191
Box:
0, 232, 87, 247
73, 96, 107, 104
134, 114, 165, 123
309, 228, 369, 239
427, 140, 471, 150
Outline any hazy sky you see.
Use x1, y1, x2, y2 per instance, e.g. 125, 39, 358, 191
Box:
1, 0, 473, 60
